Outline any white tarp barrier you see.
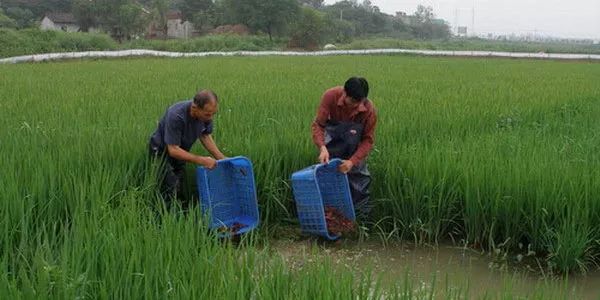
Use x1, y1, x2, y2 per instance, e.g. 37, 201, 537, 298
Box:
1, 49, 599, 64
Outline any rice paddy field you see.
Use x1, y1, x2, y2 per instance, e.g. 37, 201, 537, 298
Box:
1, 55, 600, 298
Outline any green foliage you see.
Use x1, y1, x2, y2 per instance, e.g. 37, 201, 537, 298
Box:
0, 54, 599, 297
322, 0, 389, 36
123, 34, 283, 51
179, 0, 213, 22
298, 0, 324, 9
1, 0, 451, 47
0, 28, 117, 58
222, 0, 300, 40
5, 7, 35, 28
289, 7, 326, 49
0, 29, 286, 58
72, 0, 99, 32
2, 55, 600, 276
1, 0, 71, 18
114, 3, 148, 40
1, 27, 598, 58
0, 8, 17, 28
71, 0, 149, 41
324, 18, 355, 43
337, 37, 600, 54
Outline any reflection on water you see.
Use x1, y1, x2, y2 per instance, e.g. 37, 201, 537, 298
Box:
271, 240, 600, 299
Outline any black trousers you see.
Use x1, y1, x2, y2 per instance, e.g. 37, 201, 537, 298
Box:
347, 160, 372, 222
324, 120, 372, 221
149, 145, 187, 209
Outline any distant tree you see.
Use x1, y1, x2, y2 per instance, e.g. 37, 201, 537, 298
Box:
322, 0, 385, 36
382, 15, 411, 38
2, 0, 71, 18
410, 5, 451, 39
5, 7, 34, 28
0, 8, 17, 28
430, 21, 451, 39
391, 16, 408, 32
318, 1, 451, 40
72, 0, 98, 32
116, 3, 147, 40
210, 0, 230, 26
191, 8, 218, 32
360, 0, 372, 11
298, 0, 323, 9
178, 0, 213, 22
289, 6, 325, 49
224, 0, 299, 41
151, 0, 169, 37
324, 17, 354, 43
94, 0, 149, 41
414, 5, 433, 24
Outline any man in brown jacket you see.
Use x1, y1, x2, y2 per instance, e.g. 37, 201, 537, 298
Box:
311, 77, 377, 220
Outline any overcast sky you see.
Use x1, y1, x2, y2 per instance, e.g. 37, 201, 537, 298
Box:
324, 0, 600, 39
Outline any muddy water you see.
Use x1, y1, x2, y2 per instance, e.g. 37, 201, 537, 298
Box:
271, 240, 600, 299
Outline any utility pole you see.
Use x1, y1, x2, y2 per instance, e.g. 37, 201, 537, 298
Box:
471, 6, 475, 37
454, 8, 458, 34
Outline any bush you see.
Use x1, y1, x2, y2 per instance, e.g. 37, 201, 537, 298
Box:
0, 8, 17, 29
0, 28, 117, 58
124, 34, 284, 52
337, 37, 600, 54
324, 18, 354, 44
288, 7, 326, 50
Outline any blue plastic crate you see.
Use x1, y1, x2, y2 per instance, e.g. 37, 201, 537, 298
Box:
196, 156, 259, 237
291, 159, 356, 240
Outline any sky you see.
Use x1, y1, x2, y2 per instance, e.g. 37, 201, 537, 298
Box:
324, 0, 600, 39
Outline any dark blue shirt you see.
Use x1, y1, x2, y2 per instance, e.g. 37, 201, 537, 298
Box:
149, 100, 213, 154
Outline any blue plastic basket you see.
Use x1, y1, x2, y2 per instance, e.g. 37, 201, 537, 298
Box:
196, 156, 259, 237
291, 159, 356, 240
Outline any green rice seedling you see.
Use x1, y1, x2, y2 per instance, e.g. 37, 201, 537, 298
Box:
1, 55, 599, 299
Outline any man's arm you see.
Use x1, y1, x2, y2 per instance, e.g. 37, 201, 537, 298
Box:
312, 89, 336, 163
167, 145, 217, 169
311, 92, 332, 148
199, 134, 226, 160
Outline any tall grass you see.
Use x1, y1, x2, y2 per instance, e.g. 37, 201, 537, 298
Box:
3, 29, 600, 60
123, 34, 285, 52
339, 37, 600, 54
371, 57, 600, 272
0, 55, 599, 297
0, 28, 117, 58
0, 29, 283, 59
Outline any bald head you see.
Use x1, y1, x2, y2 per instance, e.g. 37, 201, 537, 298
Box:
193, 89, 218, 109
191, 89, 219, 122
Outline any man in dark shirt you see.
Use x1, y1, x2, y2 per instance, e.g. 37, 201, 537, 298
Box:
311, 77, 378, 221
149, 89, 225, 207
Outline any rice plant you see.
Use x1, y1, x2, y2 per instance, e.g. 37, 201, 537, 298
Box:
1, 55, 599, 298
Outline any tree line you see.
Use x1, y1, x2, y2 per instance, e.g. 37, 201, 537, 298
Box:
0, 0, 452, 46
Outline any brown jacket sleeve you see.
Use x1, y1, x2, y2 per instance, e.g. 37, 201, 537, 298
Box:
311, 89, 336, 148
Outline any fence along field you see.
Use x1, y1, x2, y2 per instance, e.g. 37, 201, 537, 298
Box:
0, 55, 599, 296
